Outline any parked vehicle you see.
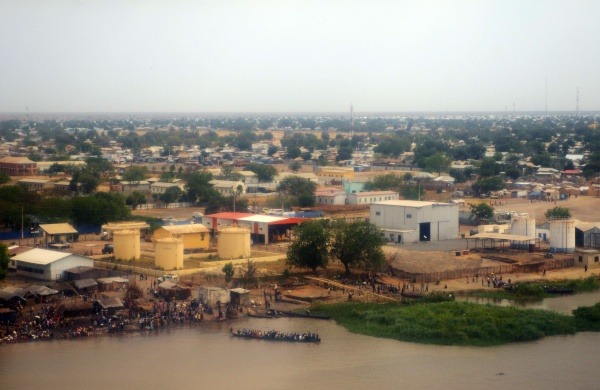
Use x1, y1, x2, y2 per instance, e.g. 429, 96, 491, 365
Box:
102, 244, 114, 254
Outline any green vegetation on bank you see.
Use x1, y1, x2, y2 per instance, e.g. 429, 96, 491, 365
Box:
312, 300, 600, 346
466, 276, 600, 300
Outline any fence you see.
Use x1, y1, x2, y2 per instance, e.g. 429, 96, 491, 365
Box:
392, 257, 575, 283
130, 202, 197, 210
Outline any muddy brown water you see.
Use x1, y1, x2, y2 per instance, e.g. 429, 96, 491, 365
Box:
2, 293, 600, 390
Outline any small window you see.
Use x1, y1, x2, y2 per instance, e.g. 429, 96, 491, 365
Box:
406, 214, 412, 218
595, 256, 599, 263
579, 256, 583, 263
376, 212, 381, 216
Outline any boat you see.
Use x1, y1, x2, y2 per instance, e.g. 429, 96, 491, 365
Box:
543, 286, 574, 294
230, 329, 320, 343
278, 310, 331, 320
401, 291, 426, 299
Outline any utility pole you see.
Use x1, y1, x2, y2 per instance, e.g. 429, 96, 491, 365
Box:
21, 206, 24, 239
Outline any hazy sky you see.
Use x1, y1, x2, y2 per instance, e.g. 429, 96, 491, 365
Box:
1, 0, 599, 113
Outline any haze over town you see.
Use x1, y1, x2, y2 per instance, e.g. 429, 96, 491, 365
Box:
1, 0, 599, 113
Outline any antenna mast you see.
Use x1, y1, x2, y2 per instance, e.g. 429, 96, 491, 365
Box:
576, 87, 579, 117
545, 77, 548, 116
350, 104, 354, 137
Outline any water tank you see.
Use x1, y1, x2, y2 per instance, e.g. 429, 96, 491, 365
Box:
113, 229, 140, 261
218, 225, 250, 259
549, 220, 576, 253
155, 237, 184, 271
510, 217, 536, 237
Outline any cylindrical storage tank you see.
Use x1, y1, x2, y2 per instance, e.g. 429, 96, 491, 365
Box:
511, 217, 536, 237
113, 229, 140, 261
218, 226, 250, 259
155, 237, 184, 271
549, 220, 576, 253
510, 217, 537, 249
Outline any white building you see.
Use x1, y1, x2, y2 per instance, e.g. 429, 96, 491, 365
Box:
150, 181, 185, 195
11, 248, 95, 282
370, 200, 459, 244
209, 180, 246, 195
347, 191, 399, 205
315, 189, 347, 205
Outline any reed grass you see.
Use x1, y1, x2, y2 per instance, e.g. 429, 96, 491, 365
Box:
312, 301, 578, 346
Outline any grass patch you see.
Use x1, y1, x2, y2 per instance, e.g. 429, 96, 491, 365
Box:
312, 301, 580, 346
466, 276, 600, 300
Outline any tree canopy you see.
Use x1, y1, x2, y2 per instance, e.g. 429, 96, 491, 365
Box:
545, 206, 571, 220
0, 243, 9, 280
329, 220, 386, 276
470, 203, 494, 221
286, 220, 330, 273
276, 176, 316, 207
122, 166, 148, 183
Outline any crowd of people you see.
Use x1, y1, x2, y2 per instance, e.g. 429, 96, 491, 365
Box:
232, 328, 320, 342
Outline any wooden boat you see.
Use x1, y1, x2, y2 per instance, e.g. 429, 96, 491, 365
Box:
401, 291, 426, 299
543, 286, 574, 294
278, 310, 331, 320
230, 331, 320, 343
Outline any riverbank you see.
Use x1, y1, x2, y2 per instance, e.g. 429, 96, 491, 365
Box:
311, 299, 600, 346
463, 275, 600, 300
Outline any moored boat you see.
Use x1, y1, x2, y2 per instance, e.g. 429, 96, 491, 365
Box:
230, 329, 320, 343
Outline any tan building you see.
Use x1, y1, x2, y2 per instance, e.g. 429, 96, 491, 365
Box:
0, 156, 37, 176
17, 178, 54, 191
209, 180, 246, 195
575, 250, 600, 269
150, 181, 185, 195
153, 222, 210, 250
316, 167, 354, 184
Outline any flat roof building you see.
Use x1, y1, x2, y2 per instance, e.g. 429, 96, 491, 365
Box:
0, 156, 37, 176
370, 200, 459, 244
12, 248, 94, 282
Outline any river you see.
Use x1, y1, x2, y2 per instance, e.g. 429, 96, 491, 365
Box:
2, 293, 600, 390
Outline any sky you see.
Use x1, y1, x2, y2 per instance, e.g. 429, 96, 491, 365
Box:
1, 0, 599, 113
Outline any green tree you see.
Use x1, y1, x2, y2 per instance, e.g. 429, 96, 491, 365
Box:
267, 145, 278, 156
245, 163, 278, 182
277, 176, 316, 207
479, 157, 500, 177
219, 164, 242, 181
286, 220, 330, 273
329, 220, 386, 276
222, 262, 235, 283
545, 206, 571, 220
123, 165, 148, 184
289, 160, 302, 173
423, 152, 452, 175
473, 176, 505, 195
126, 191, 147, 210
336, 146, 353, 162
0, 171, 10, 185
184, 171, 221, 203
159, 186, 183, 204
287, 146, 302, 159
0, 243, 9, 280
470, 203, 495, 221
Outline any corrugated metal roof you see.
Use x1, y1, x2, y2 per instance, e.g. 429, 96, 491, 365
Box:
73, 279, 98, 289
159, 223, 209, 234
12, 248, 76, 265
238, 215, 287, 223
372, 200, 452, 207
204, 212, 255, 219
468, 233, 537, 241
0, 156, 35, 164
575, 221, 600, 232
39, 223, 78, 235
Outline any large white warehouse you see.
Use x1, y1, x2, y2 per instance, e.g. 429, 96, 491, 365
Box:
370, 200, 459, 244
11, 248, 95, 282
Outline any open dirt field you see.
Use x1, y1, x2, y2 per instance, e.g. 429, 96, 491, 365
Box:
462, 195, 600, 223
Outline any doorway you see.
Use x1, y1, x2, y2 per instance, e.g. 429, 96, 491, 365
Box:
419, 223, 431, 242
